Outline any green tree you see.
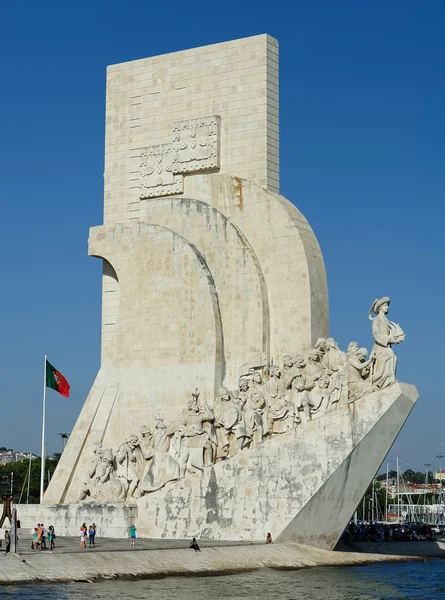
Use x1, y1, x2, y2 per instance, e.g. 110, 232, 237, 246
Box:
0, 456, 59, 504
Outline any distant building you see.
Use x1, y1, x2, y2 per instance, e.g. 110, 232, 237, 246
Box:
435, 470, 445, 481
380, 481, 440, 498
0, 451, 33, 465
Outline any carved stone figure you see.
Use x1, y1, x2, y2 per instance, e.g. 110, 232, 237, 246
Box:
306, 350, 325, 389
141, 416, 179, 493
238, 374, 266, 446
78, 442, 104, 502
267, 391, 295, 435
315, 338, 328, 366
324, 338, 347, 409
282, 355, 299, 390
348, 347, 375, 401
117, 435, 146, 499
140, 425, 154, 459
310, 374, 331, 413
290, 376, 313, 422
243, 371, 268, 446
139, 425, 155, 479
294, 354, 306, 373
369, 296, 405, 388
264, 365, 285, 401
214, 386, 248, 458
93, 448, 127, 501
80, 446, 126, 502
172, 390, 216, 474
347, 341, 359, 357
237, 379, 250, 408
250, 370, 265, 395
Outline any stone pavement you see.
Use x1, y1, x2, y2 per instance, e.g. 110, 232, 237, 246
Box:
9, 533, 257, 556
0, 541, 429, 586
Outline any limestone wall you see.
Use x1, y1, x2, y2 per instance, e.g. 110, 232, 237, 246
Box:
104, 34, 279, 229
15, 503, 136, 538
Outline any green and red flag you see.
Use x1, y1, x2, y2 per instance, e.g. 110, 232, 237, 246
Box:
46, 360, 70, 397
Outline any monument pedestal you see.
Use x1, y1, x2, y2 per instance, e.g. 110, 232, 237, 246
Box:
15, 503, 136, 538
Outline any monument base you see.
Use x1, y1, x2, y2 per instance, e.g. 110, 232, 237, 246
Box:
15, 502, 136, 538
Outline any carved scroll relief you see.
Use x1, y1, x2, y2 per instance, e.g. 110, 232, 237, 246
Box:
135, 115, 220, 199
139, 144, 183, 200
172, 115, 220, 174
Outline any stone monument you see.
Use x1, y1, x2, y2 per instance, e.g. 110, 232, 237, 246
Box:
32, 35, 417, 550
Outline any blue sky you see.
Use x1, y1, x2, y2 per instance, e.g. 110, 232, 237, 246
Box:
1, 0, 444, 472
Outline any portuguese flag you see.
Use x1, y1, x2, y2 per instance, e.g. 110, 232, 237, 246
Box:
46, 360, 70, 397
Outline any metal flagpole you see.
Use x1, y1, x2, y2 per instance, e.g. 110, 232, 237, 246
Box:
26, 453, 32, 504
40, 355, 47, 503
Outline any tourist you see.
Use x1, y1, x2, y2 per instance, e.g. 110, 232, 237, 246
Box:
88, 525, 95, 546
30, 524, 37, 550
129, 524, 137, 546
266, 533, 272, 544
80, 523, 87, 548
32, 527, 38, 550
37, 524, 43, 549
92, 523, 97, 545
48, 525, 55, 550
41, 523, 47, 550
4, 531, 10, 555
189, 537, 200, 552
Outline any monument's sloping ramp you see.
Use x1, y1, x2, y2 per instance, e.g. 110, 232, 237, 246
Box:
135, 382, 417, 550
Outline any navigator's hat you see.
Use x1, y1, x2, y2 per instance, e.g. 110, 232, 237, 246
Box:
368, 296, 391, 319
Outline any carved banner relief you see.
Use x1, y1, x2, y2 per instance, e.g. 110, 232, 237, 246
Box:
136, 115, 221, 200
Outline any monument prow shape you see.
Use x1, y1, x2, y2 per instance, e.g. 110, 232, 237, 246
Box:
37, 35, 418, 550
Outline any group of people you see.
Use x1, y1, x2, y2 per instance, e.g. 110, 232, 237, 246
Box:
31, 523, 55, 551
343, 521, 436, 543
79, 522, 96, 548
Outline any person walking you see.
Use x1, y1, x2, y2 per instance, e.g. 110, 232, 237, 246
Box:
36, 524, 43, 551
80, 524, 86, 549
41, 524, 47, 550
88, 525, 95, 547
129, 524, 137, 546
266, 532, 272, 544
4, 531, 10, 555
32, 528, 38, 551
91, 523, 96, 546
48, 525, 55, 550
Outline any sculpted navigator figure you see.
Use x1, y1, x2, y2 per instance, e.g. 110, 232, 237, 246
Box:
324, 338, 347, 409
310, 374, 331, 413
79, 445, 126, 502
244, 372, 268, 446
79, 443, 104, 501
369, 296, 405, 388
347, 347, 375, 401
117, 435, 146, 499
290, 376, 313, 422
306, 350, 325, 389
141, 416, 179, 493
214, 386, 248, 458
172, 390, 216, 473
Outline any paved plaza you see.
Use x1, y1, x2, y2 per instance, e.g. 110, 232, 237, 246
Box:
10, 533, 257, 556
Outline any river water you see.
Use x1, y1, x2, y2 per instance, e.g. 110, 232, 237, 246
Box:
1, 560, 444, 599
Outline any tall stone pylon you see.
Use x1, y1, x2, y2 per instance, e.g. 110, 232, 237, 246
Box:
45, 35, 329, 505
